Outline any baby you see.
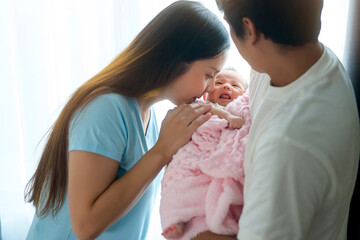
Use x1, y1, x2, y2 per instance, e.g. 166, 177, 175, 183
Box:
205, 68, 248, 129
160, 68, 249, 240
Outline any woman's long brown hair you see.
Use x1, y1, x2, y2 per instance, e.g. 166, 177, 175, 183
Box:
24, 0, 230, 217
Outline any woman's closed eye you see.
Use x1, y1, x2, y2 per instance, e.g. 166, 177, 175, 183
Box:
205, 74, 215, 80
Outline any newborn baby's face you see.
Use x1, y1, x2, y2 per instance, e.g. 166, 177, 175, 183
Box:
206, 70, 246, 107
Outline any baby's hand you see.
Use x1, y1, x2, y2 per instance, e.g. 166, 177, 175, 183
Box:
227, 115, 244, 129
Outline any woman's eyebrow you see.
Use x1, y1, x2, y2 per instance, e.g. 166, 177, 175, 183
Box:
210, 67, 220, 73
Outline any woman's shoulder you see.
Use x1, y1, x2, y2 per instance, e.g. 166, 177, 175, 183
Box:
72, 93, 135, 126
92, 93, 132, 106
85, 93, 136, 113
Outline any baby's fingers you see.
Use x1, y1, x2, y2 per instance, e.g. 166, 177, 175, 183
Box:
228, 118, 244, 129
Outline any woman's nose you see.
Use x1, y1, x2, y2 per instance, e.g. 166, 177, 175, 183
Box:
206, 78, 215, 93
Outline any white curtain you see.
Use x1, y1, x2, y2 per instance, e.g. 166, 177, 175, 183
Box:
0, 0, 349, 239
0, 0, 140, 239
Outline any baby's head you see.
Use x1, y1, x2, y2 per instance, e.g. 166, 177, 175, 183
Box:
205, 68, 247, 107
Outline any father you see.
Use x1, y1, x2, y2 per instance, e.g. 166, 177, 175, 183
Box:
194, 0, 360, 239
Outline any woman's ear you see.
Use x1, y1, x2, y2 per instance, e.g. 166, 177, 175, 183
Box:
242, 17, 261, 45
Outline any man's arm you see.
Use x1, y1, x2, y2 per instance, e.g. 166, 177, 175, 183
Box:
192, 231, 237, 240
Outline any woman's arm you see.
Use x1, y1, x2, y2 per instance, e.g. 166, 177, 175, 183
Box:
68, 149, 165, 240
68, 103, 212, 240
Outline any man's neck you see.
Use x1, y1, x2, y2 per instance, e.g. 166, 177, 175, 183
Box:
266, 42, 324, 87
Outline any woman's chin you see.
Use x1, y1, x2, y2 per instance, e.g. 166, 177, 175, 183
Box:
187, 97, 197, 104
172, 97, 197, 106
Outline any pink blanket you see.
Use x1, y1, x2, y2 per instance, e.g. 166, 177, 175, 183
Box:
160, 92, 250, 240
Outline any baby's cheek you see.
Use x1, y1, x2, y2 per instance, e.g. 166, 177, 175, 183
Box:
233, 91, 242, 98
205, 92, 214, 101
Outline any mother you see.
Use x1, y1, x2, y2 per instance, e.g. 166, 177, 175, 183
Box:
25, 1, 229, 239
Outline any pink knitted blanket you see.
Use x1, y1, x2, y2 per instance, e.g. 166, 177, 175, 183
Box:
160, 92, 250, 240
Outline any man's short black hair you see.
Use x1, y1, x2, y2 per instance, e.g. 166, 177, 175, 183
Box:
216, 0, 323, 46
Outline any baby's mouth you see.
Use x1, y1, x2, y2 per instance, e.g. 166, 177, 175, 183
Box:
219, 93, 231, 100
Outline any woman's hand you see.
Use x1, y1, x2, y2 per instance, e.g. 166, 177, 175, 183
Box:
152, 102, 212, 164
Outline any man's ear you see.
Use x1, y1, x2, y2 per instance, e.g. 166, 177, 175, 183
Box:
242, 17, 261, 45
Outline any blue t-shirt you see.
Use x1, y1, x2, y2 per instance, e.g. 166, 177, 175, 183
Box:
27, 94, 161, 240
